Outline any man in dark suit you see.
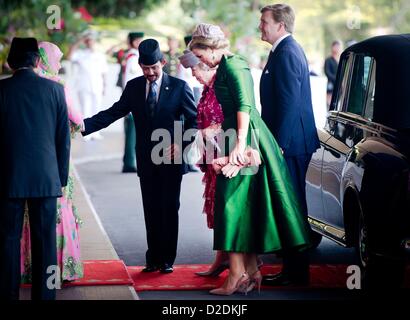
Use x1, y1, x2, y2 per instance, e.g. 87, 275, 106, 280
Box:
324, 40, 342, 107
259, 4, 320, 286
81, 39, 197, 273
0, 38, 70, 300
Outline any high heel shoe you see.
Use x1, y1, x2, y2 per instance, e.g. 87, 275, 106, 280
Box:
249, 270, 263, 294
238, 270, 262, 294
209, 272, 250, 296
195, 261, 229, 277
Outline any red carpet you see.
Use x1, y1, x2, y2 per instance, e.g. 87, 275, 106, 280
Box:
68, 260, 133, 286
128, 264, 354, 291
21, 261, 410, 291
21, 260, 133, 288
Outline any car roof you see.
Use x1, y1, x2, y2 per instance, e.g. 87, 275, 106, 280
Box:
341, 34, 410, 130
346, 34, 410, 60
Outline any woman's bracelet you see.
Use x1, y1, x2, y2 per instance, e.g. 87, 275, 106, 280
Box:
237, 134, 246, 141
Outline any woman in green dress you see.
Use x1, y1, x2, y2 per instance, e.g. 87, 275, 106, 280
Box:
189, 23, 311, 295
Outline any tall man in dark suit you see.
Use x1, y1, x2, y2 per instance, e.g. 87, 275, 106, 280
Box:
259, 4, 320, 286
81, 39, 197, 273
0, 38, 70, 300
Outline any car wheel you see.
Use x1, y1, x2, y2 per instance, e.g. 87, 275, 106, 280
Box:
358, 216, 369, 268
309, 229, 323, 249
357, 214, 406, 288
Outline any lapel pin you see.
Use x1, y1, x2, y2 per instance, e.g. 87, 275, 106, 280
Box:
264, 69, 269, 74
165, 86, 169, 90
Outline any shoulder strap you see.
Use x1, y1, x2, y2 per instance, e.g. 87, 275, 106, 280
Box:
126, 52, 138, 61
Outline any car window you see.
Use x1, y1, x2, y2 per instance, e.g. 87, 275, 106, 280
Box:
333, 54, 354, 112
346, 55, 374, 116
363, 61, 376, 120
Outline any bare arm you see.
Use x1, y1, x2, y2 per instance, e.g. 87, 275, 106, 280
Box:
229, 111, 249, 165
237, 111, 250, 141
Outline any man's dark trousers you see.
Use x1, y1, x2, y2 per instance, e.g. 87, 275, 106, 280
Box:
0, 197, 57, 300
139, 166, 182, 267
282, 154, 312, 282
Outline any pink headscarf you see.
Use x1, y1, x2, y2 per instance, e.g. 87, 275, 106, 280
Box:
36, 41, 83, 125
37, 41, 64, 83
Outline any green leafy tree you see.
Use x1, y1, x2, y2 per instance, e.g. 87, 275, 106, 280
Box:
0, 0, 89, 72
70, 0, 163, 17
2, 0, 409, 73
178, 0, 410, 66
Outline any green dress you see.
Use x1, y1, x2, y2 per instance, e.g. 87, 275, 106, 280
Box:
213, 55, 311, 253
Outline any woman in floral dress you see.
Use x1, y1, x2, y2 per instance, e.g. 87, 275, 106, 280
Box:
20, 41, 84, 284
179, 50, 230, 276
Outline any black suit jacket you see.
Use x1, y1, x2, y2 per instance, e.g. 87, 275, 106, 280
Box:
260, 36, 320, 156
83, 73, 197, 176
0, 69, 70, 198
324, 56, 338, 91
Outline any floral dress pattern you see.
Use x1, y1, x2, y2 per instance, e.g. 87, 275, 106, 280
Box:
20, 41, 84, 283
20, 121, 84, 284
196, 78, 224, 229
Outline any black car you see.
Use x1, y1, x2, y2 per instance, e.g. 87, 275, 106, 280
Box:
306, 34, 410, 287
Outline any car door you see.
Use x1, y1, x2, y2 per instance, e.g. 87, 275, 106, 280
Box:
306, 131, 329, 222
306, 56, 353, 224
322, 53, 375, 231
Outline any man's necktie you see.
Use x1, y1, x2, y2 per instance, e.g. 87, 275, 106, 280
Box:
263, 51, 274, 74
147, 81, 157, 118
